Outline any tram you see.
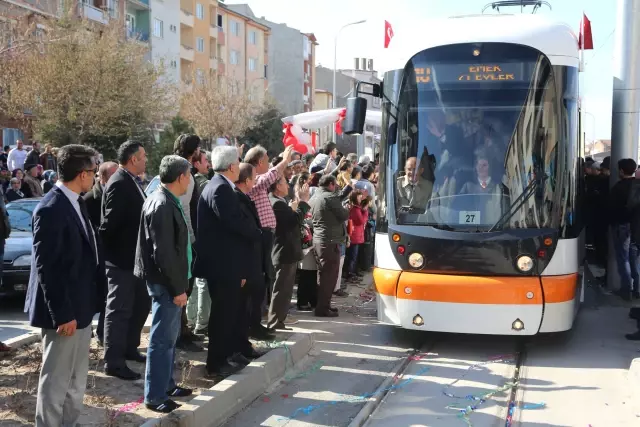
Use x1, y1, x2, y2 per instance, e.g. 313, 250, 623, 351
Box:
344, 6, 584, 335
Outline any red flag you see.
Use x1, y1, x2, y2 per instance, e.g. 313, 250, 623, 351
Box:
384, 20, 394, 48
579, 14, 593, 50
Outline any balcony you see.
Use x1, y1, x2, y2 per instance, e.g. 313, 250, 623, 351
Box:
127, 27, 149, 43
210, 57, 217, 70
181, 44, 194, 62
217, 28, 225, 45
180, 9, 194, 27
210, 24, 217, 38
83, 3, 107, 24
127, 0, 149, 10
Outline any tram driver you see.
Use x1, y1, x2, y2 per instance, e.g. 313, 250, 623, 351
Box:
457, 150, 510, 225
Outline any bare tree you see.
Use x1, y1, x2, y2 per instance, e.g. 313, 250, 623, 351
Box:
179, 73, 262, 147
0, 4, 175, 149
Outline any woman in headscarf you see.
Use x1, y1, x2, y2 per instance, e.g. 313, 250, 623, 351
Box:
41, 170, 58, 194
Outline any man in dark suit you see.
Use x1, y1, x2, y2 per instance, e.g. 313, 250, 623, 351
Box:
84, 161, 118, 229
24, 144, 106, 426
100, 141, 150, 380
267, 176, 310, 330
234, 163, 268, 362
194, 147, 262, 376
83, 160, 118, 346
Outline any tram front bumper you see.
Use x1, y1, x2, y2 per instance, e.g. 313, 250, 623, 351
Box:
373, 268, 577, 335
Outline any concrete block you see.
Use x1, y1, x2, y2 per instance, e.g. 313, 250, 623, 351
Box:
141, 333, 314, 427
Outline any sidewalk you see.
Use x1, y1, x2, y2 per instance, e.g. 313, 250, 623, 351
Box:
0, 277, 380, 426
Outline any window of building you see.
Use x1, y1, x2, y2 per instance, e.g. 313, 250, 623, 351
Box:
248, 57, 257, 71
196, 37, 204, 52
230, 50, 239, 65
249, 30, 257, 45
217, 14, 223, 28
264, 64, 268, 78
196, 3, 204, 20
153, 19, 163, 38
196, 69, 204, 85
230, 20, 239, 36
170, 24, 177, 33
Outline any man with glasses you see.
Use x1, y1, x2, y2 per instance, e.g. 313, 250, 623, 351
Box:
100, 141, 151, 380
25, 145, 107, 426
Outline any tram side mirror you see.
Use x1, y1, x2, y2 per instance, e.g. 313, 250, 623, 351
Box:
344, 96, 367, 135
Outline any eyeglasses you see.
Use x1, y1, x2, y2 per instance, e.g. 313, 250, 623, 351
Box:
84, 168, 97, 175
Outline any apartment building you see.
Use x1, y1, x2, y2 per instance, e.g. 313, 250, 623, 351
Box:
149, 0, 179, 83
216, 2, 269, 102
226, 3, 316, 116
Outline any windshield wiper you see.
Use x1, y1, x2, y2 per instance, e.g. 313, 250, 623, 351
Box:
488, 174, 547, 232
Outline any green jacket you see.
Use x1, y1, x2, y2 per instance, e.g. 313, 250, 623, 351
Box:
309, 187, 349, 244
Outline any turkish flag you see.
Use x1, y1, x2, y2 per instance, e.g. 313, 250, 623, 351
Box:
384, 20, 394, 48
579, 14, 593, 50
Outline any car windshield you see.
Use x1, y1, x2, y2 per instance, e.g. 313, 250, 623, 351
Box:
6, 201, 38, 232
145, 176, 160, 196
387, 43, 571, 232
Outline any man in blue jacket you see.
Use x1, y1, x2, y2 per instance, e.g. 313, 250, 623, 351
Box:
24, 144, 106, 427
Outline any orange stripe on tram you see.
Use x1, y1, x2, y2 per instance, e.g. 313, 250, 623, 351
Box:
540, 273, 578, 303
396, 272, 544, 305
373, 268, 401, 296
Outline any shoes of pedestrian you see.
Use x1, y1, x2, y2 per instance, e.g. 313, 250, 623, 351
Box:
145, 399, 182, 413
104, 365, 141, 381
206, 361, 243, 377
315, 310, 339, 318
268, 322, 291, 331
355, 272, 364, 278
176, 339, 204, 352
333, 289, 349, 297
243, 348, 267, 359
183, 332, 204, 342
625, 331, 640, 341
329, 307, 338, 313
230, 352, 251, 366
297, 304, 313, 312
125, 351, 146, 363
250, 326, 276, 340
283, 315, 299, 326
167, 386, 193, 398
630, 308, 640, 320
194, 326, 209, 336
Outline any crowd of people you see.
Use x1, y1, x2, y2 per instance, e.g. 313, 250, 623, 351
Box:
584, 155, 640, 340
6, 135, 379, 425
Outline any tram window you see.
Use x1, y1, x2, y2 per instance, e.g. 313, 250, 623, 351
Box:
389, 43, 568, 231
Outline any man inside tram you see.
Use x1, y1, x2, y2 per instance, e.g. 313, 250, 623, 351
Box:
457, 149, 510, 225
396, 156, 433, 212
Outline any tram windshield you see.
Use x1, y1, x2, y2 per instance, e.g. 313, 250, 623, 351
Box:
388, 43, 568, 231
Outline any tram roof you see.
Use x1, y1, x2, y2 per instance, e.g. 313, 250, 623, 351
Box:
383, 14, 579, 70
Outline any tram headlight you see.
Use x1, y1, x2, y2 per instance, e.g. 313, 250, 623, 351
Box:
516, 255, 534, 272
408, 253, 425, 269
512, 318, 525, 331
413, 314, 424, 326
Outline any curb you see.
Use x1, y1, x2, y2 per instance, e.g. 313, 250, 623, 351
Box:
4, 331, 41, 349
141, 332, 314, 427
347, 353, 413, 427
629, 358, 640, 401
2, 315, 152, 351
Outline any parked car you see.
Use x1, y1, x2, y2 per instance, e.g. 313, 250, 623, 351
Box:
145, 175, 160, 196
1, 198, 40, 295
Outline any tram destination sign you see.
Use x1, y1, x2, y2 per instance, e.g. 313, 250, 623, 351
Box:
414, 63, 530, 85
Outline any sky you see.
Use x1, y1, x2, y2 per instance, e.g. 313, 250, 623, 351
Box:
238, 0, 618, 140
